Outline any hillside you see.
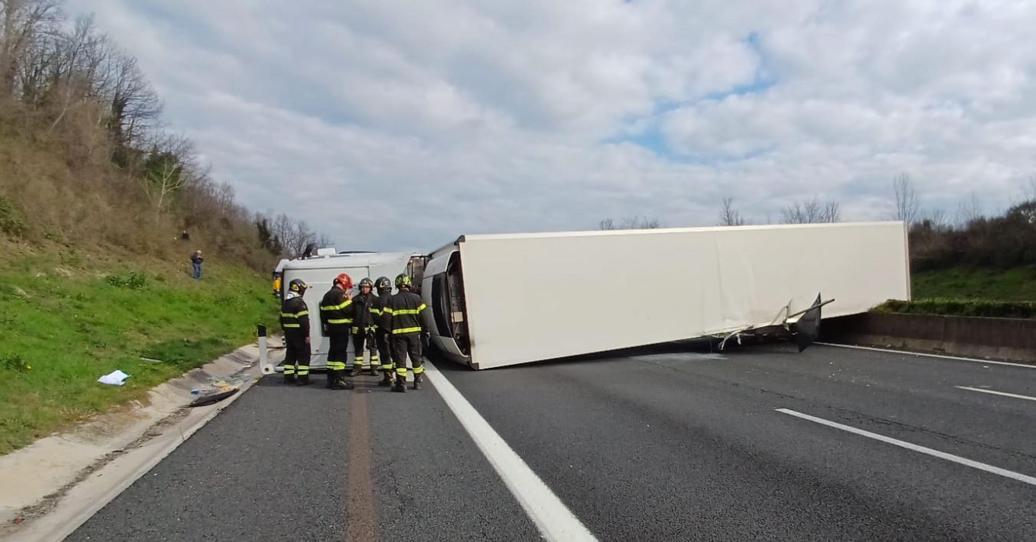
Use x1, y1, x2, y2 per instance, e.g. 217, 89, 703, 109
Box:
0, 240, 277, 454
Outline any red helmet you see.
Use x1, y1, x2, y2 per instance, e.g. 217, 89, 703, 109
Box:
333, 273, 353, 290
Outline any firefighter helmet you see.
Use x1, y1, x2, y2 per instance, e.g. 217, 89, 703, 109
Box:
358, 277, 374, 290
333, 273, 353, 290
288, 278, 308, 293
394, 273, 412, 288
375, 276, 392, 294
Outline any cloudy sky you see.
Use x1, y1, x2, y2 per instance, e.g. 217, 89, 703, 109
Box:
67, 0, 1036, 250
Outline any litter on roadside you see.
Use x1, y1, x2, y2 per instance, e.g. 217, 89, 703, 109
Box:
188, 387, 239, 407
98, 370, 130, 386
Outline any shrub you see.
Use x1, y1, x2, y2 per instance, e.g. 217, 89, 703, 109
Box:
0, 196, 27, 237
106, 272, 148, 289
1, 354, 31, 373
874, 298, 1036, 319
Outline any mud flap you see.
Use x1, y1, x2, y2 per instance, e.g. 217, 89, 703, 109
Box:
794, 293, 823, 352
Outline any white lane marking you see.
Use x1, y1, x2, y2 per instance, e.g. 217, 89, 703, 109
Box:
424, 360, 597, 541
775, 408, 1036, 487
815, 342, 1036, 370
956, 386, 1036, 403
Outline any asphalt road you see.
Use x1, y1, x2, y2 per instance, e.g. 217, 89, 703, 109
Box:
71, 343, 1036, 541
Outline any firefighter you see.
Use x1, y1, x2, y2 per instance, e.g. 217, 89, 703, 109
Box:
320, 273, 353, 389
280, 279, 311, 385
371, 276, 395, 387
349, 278, 380, 376
383, 273, 428, 392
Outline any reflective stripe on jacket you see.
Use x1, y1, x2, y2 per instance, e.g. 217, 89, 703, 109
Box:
384, 291, 426, 335
280, 296, 310, 336
319, 286, 353, 333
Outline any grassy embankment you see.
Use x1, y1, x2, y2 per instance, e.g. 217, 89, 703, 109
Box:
0, 243, 277, 455
875, 266, 1036, 318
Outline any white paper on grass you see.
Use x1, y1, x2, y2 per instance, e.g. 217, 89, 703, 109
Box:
98, 370, 130, 386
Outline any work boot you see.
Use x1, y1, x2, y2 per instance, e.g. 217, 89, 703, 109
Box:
297, 375, 310, 386
284, 374, 296, 385
348, 367, 359, 377
392, 376, 406, 393
343, 377, 355, 390
326, 370, 336, 389
412, 373, 422, 390
378, 370, 392, 387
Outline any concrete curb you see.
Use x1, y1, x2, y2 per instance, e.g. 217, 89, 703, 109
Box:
0, 344, 267, 541
822, 312, 1036, 364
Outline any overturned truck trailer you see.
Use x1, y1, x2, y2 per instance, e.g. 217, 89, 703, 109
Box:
422, 222, 910, 369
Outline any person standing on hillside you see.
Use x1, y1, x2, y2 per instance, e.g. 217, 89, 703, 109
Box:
190, 250, 203, 280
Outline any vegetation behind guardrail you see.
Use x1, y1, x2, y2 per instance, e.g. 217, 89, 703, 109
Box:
875, 298, 1036, 319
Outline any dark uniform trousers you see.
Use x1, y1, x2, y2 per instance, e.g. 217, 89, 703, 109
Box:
392, 333, 424, 381
283, 333, 311, 380
326, 331, 350, 386
350, 329, 381, 371
376, 331, 393, 374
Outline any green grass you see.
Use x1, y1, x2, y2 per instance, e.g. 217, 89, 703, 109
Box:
874, 298, 1036, 319
871, 266, 1036, 318
0, 247, 277, 455
912, 266, 1036, 301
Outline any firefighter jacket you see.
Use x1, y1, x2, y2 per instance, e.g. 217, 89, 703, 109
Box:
372, 293, 390, 333
383, 290, 427, 336
280, 294, 310, 337
350, 292, 378, 334
319, 286, 353, 335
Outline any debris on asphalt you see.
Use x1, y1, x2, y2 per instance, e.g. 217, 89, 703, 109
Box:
97, 370, 130, 386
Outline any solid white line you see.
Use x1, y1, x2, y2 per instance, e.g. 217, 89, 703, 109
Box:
423, 360, 596, 541
956, 386, 1036, 403
815, 342, 1036, 370
775, 408, 1036, 487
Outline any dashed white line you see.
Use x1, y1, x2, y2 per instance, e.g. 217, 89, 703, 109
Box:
775, 408, 1036, 487
956, 386, 1036, 403
423, 360, 597, 542
815, 342, 1036, 370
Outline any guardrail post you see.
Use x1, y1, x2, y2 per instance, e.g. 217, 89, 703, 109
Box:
258, 324, 274, 374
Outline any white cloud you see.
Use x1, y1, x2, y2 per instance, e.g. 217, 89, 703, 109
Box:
64, 0, 1036, 249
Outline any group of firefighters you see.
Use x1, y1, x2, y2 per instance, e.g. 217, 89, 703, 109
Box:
278, 272, 428, 393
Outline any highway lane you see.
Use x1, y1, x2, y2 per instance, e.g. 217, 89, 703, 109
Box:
69, 374, 539, 542
440, 343, 1036, 541
69, 343, 1035, 541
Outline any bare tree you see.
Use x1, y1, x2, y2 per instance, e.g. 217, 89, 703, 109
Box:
599, 216, 664, 230
922, 208, 949, 230
269, 213, 318, 259
955, 193, 983, 227
719, 197, 746, 226
822, 200, 840, 223
45, 16, 111, 132
141, 134, 195, 218
0, 0, 59, 99
891, 173, 920, 224
781, 197, 841, 224
102, 50, 160, 148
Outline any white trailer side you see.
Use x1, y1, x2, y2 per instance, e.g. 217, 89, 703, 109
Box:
279, 252, 417, 368
422, 222, 910, 369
